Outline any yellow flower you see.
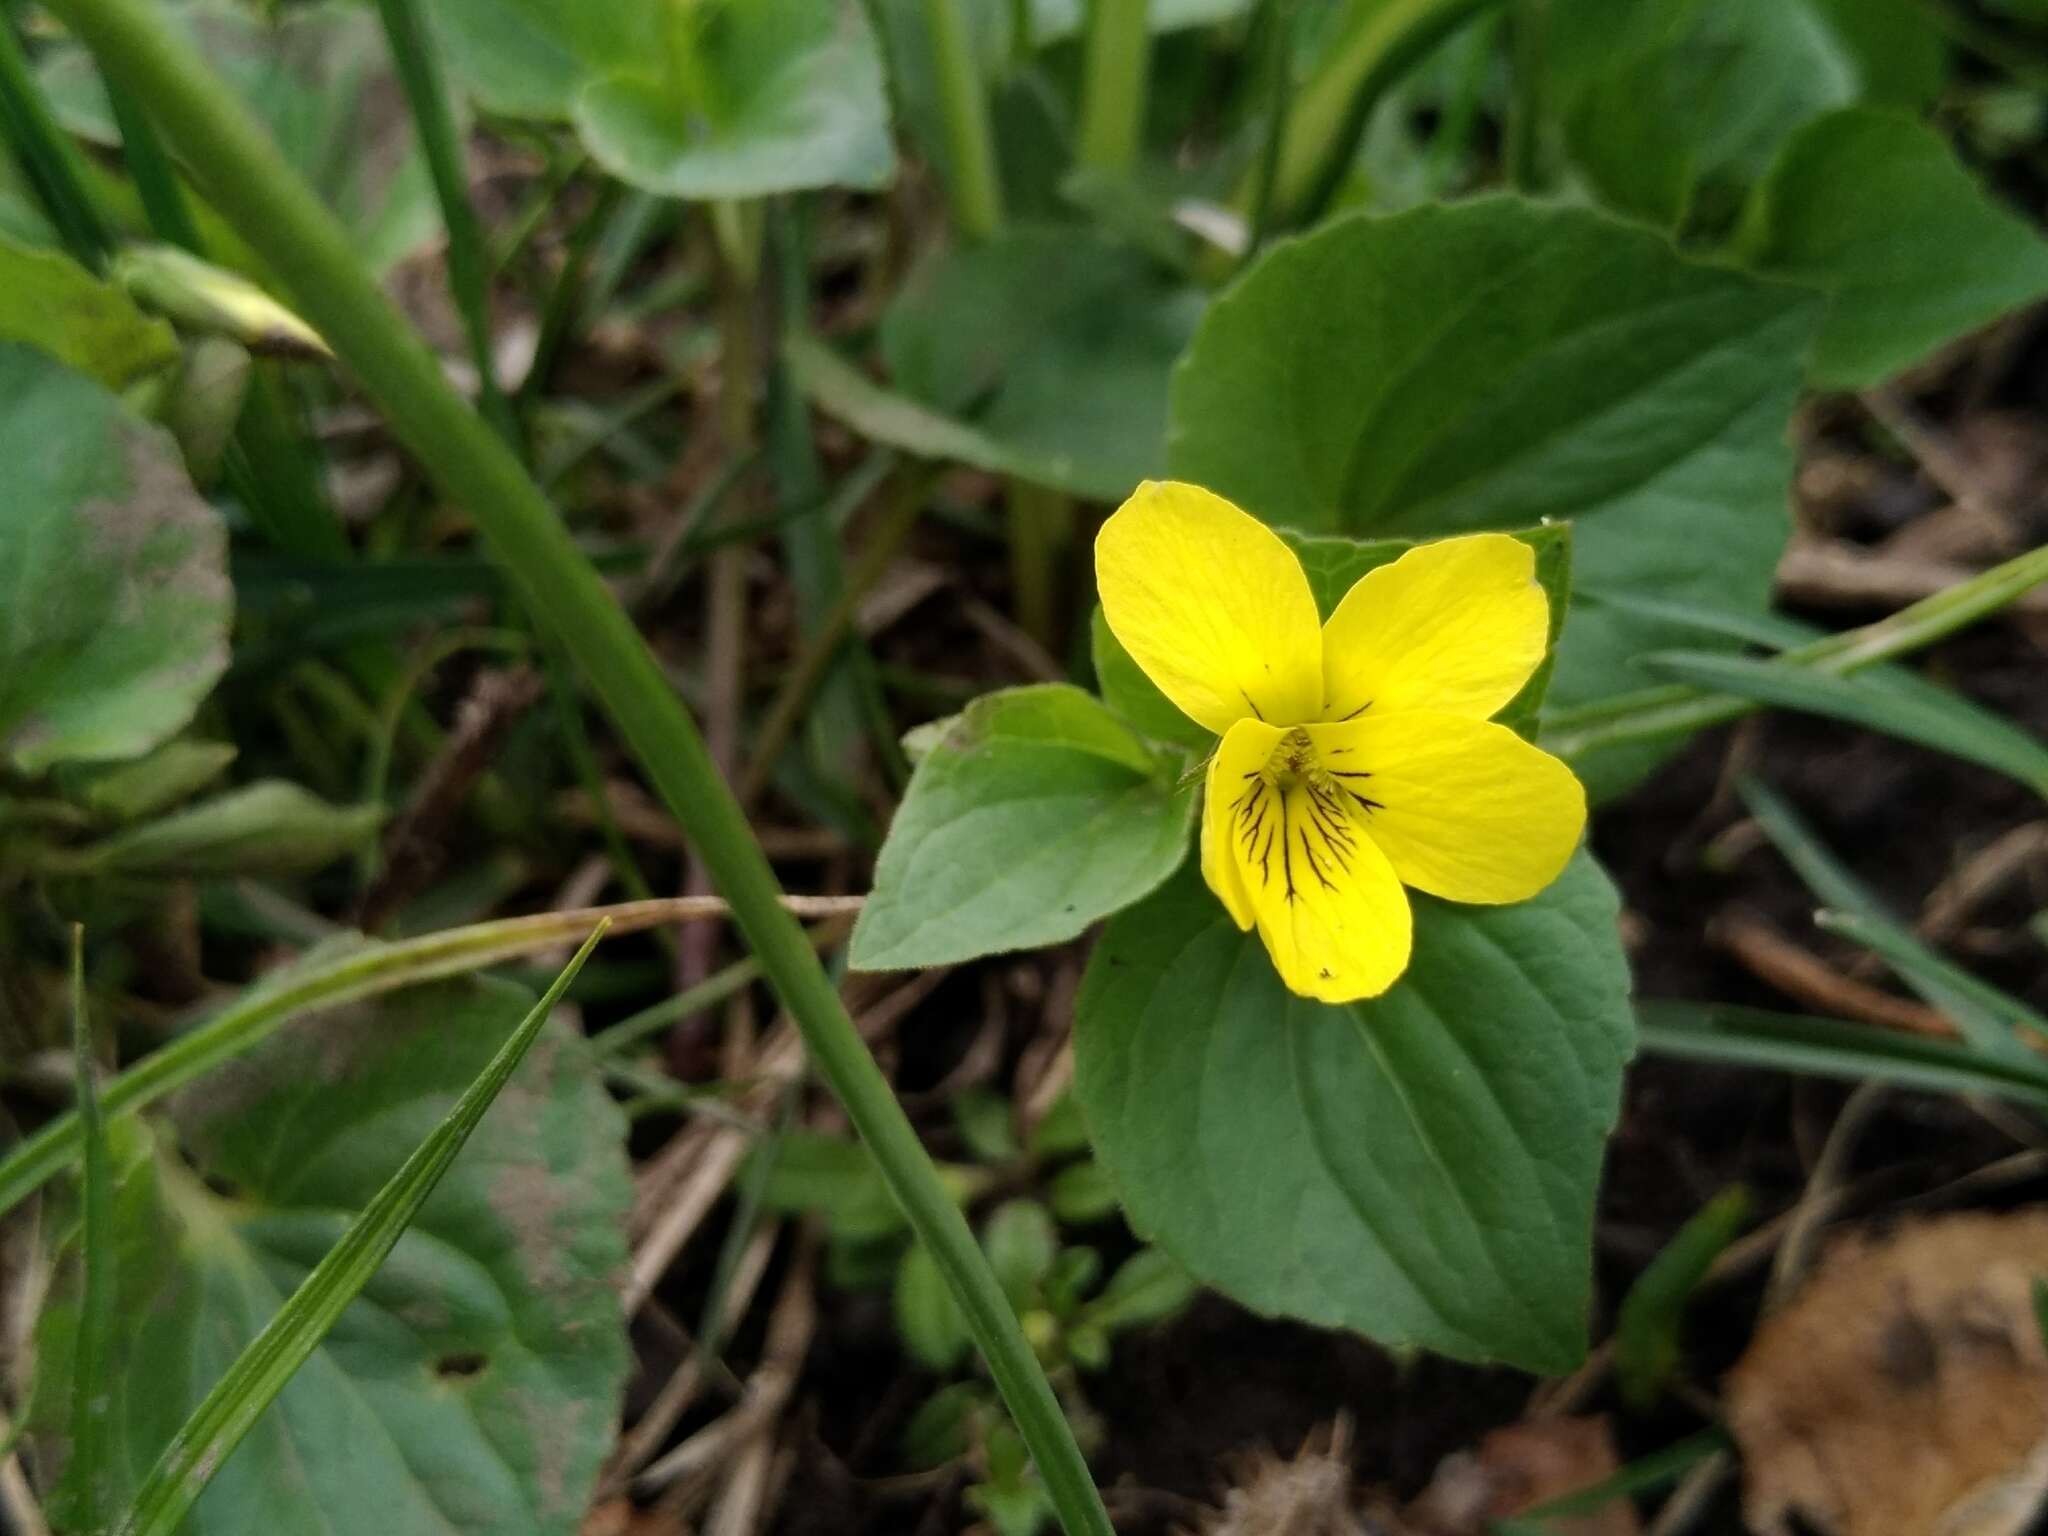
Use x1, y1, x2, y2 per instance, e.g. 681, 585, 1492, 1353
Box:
1096, 481, 1587, 1003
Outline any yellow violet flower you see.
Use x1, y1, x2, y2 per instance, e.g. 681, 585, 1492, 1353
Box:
1096, 481, 1587, 1004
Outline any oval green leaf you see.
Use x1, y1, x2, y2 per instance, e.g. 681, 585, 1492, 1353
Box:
1075, 852, 1634, 1372
851, 685, 1197, 971
0, 343, 230, 774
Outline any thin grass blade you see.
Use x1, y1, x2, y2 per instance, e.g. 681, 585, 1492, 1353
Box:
68, 926, 116, 1533
1645, 648, 2048, 797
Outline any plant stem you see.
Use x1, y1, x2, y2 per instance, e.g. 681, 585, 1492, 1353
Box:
43, 2, 1113, 1529
370, 0, 515, 443
1238, 0, 1296, 265
104, 90, 199, 246
1236, 0, 1502, 230
922, 0, 1005, 240
1076, 0, 1150, 175
1501, 0, 1545, 192
1543, 542, 2048, 761
1008, 477, 1073, 650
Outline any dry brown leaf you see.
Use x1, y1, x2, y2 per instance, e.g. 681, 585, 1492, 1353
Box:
1726, 1210, 2048, 1536
1408, 1416, 1640, 1536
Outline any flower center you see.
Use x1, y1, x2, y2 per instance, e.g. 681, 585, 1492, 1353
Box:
1228, 729, 1385, 905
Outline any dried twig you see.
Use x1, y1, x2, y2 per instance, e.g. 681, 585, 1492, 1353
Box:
1710, 908, 1956, 1039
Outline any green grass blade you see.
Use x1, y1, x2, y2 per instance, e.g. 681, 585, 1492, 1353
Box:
69, 925, 116, 1534
1612, 1185, 1749, 1410
112, 924, 608, 1536
1645, 649, 2048, 797
1737, 776, 2041, 1068
1546, 544, 2048, 761
103, 89, 198, 248
0, 10, 112, 263
1637, 1000, 2048, 1106
369, 0, 514, 443
1498, 1427, 1732, 1533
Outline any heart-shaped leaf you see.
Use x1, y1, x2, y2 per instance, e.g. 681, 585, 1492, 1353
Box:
0, 343, 229, 775
1076, 852, 1634, 1372
574, 0, 893, 198
852, 685, 1197, 970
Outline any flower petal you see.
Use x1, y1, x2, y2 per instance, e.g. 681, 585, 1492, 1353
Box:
1306, 711, 1585, 904
1209, 719, 1412, 1002
1200, 720, 1276, 931
1097, 480, 1323, 734
1320, 533, 1548, 722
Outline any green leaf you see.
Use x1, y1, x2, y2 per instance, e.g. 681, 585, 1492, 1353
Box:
1643, 648, 2048, 796
75, 780, 382, 877
42, 2, 448, 276
1076, 852, 1634, 1371
1028, 1093, 1091, 1159
1048, 1159, 1120, 1225
1613, 1185, 1750, 1409
1738, 108, 2048, 389
59, 739, 238, 822
901, 1382, 982, 1469
981, 1200, 1058, 1309
896, 1240, 973, 1371
0, 343, 230, 775
1081, 1247, 1197, 1334
1167, 197, 1823, 799
31, 968, 631, 1536
953, 1086, 1022, 1164
0, 903, 714, 1223
0, 233, 177, 391
574, 0, 894, 198
753, 1129, 909, 1241
880, 229, 1204, 501
1548, 0, 1934, 227
851, 684, 1197, 971
788, 330, 1090, 491
422, 0, 658, 117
